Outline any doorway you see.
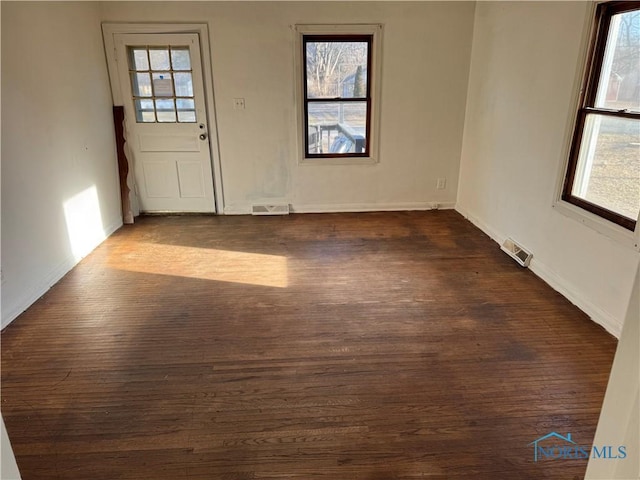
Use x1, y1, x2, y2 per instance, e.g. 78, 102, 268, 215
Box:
103, 24, 223, 214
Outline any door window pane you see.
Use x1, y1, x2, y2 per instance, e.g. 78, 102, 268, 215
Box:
131, 73, 152, 97
135, 99, 155, 122
149, 48, 170, 71
171, 49, 191, 71
155, 99, 176, 122
176, 98, 196, 122
174, 73, 194, 97
152, 73, 174, 97
131, 49, 149, 71
176, 98, 195, 110
177, 110, 196, 123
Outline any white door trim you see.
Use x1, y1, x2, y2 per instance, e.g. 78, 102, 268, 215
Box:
102, 23, 225, 214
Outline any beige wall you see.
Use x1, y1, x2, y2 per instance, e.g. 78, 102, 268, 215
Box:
586, 265, 639, 479
1, 2, 122, 326
100, 1, 475, 213
1, 415, 21, 479
457, 1, 639, 337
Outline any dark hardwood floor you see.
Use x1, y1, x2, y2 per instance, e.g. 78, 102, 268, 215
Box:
1, 211, 617, 479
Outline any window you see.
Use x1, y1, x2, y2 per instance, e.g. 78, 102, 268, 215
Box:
304, 35, 371, 157
563, 2, 640, 231
128, 46, 196, 123
295, 25, 382, 163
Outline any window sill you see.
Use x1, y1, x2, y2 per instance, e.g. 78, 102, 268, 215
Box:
299, 156, 379, 166
552, 199, 640, 251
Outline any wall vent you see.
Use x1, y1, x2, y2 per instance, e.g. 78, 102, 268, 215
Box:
501, 238, 532, 267
251, 204, 290, 216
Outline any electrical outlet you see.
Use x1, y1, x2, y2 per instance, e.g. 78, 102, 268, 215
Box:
233, 98, 245, 110
436, 178, 446, 190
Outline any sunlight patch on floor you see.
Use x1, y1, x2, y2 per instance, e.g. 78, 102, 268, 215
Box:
108, 243, 289, 288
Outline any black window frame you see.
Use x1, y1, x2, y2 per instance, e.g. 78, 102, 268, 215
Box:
302, 34, 373, 159
562, 1, 640, 231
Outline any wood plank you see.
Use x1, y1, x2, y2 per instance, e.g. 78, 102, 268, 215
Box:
1, 211, 617, 479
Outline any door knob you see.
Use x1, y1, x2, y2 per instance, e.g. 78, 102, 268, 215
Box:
199, 133, 208, 140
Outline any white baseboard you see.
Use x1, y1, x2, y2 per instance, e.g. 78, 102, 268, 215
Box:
223, 205, 253, 215
292, 201, 456, 214
455, 205, 622, 338
1, 217, 123, 330
529, 259, 622, 337
224, 201, 456, 215
2, 256, 76, 330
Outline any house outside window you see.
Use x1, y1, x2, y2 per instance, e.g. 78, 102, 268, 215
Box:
562, 2, 640, 232
295, 24, 383, 165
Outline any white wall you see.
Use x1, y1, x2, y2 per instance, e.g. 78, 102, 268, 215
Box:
1, 415, 21, 480
1, 2, 122, 327
457, 1, 639, 337
99, 1, 475, 214
586, 265, 639, 479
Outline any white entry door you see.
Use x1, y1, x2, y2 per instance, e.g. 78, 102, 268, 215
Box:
114, 33, 216, 212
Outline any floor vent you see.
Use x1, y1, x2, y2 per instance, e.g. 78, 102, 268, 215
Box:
501, 238, 532, 267
251, 204, 290, 216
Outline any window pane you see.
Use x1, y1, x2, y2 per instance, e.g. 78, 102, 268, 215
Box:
176, 98, 196, 123
177, 110, 196, 123
134, 99, 155, 122
155, 99, 176, 122
131, 72, 152, 97
152, 73, 174, 97
149, 48, 170, 70
572, 114, 640, 220
174, 72, 194, 97
307, 102, 367, 154
171, 48, 191, 71
305, 41, 368, 99
595, 9, 640, 111
131, 49, 149, 71
176, 98, 195, 110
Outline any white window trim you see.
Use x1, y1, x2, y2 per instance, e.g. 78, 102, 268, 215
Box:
293, 24, 383, 166
553, 4, 640, 251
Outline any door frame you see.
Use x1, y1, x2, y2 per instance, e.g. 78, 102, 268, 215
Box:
102, 23, 225, 214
